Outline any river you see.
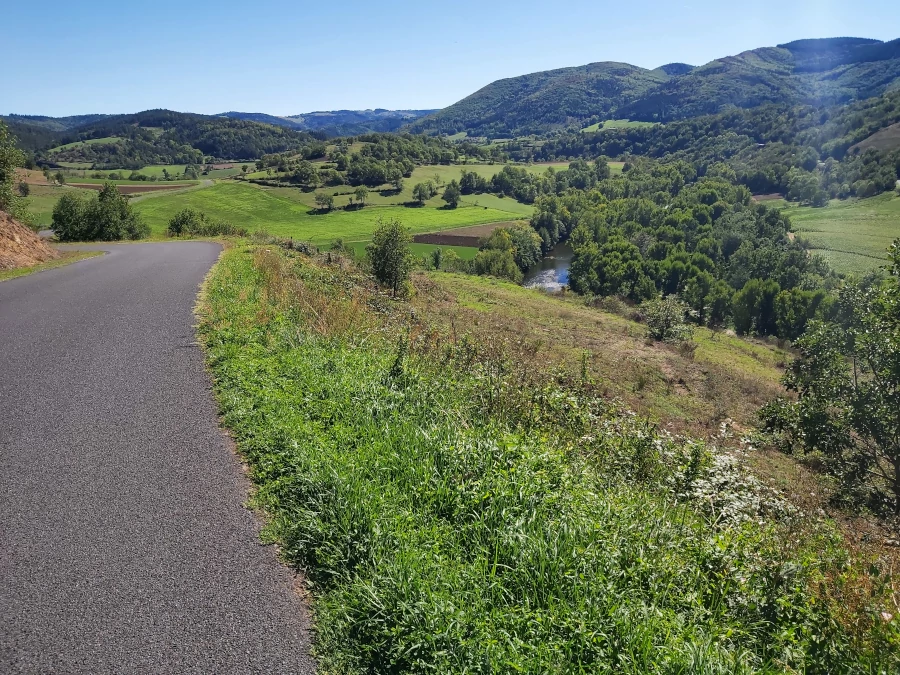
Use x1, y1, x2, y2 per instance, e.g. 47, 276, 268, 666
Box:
522, 243, 573, 291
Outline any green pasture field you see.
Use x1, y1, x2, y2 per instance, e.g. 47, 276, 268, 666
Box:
133, 181, 517, 243
25, 184, 97, 227
47, 136, 121, 153
781, 192, 900, 275
581, 119, 658, 132
62, 164, 240, 183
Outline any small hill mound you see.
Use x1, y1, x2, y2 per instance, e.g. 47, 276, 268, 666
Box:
654, 63, 695, 76
0, 212, 58, 270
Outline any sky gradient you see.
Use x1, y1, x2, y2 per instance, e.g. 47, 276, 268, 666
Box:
3, 0, 897, 117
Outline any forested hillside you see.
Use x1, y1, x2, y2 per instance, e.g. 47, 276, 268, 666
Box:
10, 110, 321, 168
221, 109, 437, 136
412, 37, 900, 136
514, 90, 900, 200
619, 37, 900, 121
408, 63, 669, 137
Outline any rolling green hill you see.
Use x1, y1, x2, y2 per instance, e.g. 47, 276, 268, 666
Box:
620, 37, 900, 121
10, 110, 323, 169
408, 62, 670, 137
411, 37, 900, 136
220, 109, 437, 136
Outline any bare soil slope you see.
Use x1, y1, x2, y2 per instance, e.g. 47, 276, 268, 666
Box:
0, 212, 58, 270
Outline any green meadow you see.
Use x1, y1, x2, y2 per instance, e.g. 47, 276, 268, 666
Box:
47, 136, 121, 153
782, 192, 900, 275
582, 119, 657, 132
133, 181, 518, 244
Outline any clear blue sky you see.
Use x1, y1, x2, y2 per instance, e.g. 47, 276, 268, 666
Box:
2, 0, 897, 117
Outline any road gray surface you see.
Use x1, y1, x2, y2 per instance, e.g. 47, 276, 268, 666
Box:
0, 243, 315, 673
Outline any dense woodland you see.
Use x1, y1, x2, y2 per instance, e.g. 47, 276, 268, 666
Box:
510, 91, 900, 200
412, 37, 900, 137
6, 110, 323, 168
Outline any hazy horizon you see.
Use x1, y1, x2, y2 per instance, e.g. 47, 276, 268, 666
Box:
3, 0, 897, 117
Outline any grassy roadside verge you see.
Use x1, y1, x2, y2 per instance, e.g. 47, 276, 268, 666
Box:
198, 244, 898, 673
0, 250, 104, 282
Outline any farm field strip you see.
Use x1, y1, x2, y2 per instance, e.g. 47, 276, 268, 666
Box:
782, 193, 900, 274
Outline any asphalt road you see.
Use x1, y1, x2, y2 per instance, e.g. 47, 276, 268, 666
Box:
0, 243, 316, 673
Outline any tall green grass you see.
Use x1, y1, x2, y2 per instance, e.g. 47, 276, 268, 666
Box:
199, 246, 898, 673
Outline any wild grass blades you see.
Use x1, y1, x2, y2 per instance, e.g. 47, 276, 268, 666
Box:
198, 245, 900, 673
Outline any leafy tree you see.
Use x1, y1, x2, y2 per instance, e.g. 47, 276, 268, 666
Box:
732, 278, 781, 335
430, 247, 443, 270
17, 181, 29, 197
354, 185, 369, 206
54, 171, 65, 185
367, 217, 413, 296
641, 295, 694, 343
442, 179, 462, 208
502, 223, 543, 272
0, 121, 28, 215
53, 183, 148, 241
392, 177, 404, 192
314, 192, 335, 211
242, 164, 249, 174
412, 182, 433, 204
473, 248, 522, 283
761, 243, 900, 513
474, 229, 523, 282
51, 193, 89, 241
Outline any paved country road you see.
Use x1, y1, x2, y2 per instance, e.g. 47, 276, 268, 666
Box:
0, 243, 315, 673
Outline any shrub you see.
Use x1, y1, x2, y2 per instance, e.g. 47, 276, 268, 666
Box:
366, 217, 413, 296
472, 248, 522, 283
167, 208, 247, 237
53, 183, 148, 241
641, 295, 693, 342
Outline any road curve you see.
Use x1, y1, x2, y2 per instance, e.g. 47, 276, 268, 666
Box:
0, 243, 315, 673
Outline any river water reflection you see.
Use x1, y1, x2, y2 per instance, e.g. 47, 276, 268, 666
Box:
522, 243, 573, 291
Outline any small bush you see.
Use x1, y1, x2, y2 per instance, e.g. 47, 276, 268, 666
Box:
166, 208, 247, 238
642, 295, 694, 343
53, 183, 148, 241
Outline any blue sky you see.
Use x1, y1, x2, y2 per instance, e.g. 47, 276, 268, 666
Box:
3, 0, 897, 116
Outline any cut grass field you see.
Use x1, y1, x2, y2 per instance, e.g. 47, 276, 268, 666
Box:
582, 119, 658, 132
133, 181, 518, 244
782, 192, 900, 275
0, 250, 104, 282
47, 136, 121, 153
197, 244, 896, 672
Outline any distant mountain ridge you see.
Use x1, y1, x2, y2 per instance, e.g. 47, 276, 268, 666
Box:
219, 109, 437, 136
409, 36, 900, 137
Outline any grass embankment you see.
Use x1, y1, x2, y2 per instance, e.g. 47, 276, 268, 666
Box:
134, 181, 517, 244
0, 250, 103, 282
416, 273, 790, 436
783, 192, 900, 275
199, 244, 898, 673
